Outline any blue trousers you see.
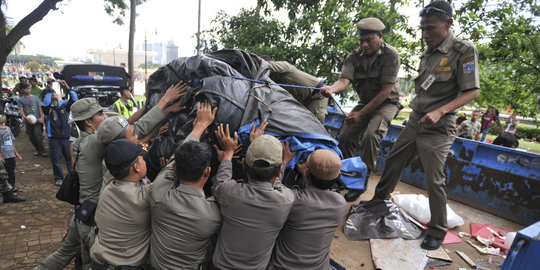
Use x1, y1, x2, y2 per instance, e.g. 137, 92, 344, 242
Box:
49, 138, 72, 180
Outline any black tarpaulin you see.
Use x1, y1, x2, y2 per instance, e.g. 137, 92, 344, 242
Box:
144, 49, 339, 181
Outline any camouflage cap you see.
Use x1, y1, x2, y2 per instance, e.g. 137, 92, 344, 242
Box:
306, 149, 342, 180
97, 116, 129, 144
356, 18, 385, 35
245, 135, 283, 168
69, 98, 104, 123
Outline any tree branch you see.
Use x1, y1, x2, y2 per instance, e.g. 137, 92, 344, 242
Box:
5, 0, 63, 52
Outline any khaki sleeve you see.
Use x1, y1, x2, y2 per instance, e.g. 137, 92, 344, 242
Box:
212, 160, 233, 199
132, 106, 166, 138
457, 45, 480, 92
339, 53, 356, 81
379, 50, 400, 84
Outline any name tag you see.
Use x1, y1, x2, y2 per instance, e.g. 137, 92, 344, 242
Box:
421, 74, 436, 91
438, 67, 452, 72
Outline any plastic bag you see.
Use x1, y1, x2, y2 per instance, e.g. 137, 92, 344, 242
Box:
393, 194, 464, 229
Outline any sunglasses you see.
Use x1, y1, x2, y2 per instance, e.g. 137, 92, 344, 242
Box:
420, 6, 452, 17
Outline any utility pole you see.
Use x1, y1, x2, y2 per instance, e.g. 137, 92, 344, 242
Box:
144, 30, 148, 86
197, 0, 202, 55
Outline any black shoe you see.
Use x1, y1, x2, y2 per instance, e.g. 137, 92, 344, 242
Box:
420, 235, 444, 250
3, 192, 27, 203
344, 189, 364, 202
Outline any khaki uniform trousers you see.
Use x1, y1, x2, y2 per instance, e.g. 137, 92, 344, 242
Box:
374, 111, 456, 238
34, 208, 93, 270
339, 102, 400, 171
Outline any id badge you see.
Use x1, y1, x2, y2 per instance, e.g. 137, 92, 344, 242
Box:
421, 74, 436, 91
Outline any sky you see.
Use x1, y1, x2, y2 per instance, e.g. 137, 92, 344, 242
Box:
4, 0, 425, 62
4, 0, 256, 60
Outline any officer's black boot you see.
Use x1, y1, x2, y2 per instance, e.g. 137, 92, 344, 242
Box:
344, 169, 371, 202
2, 191, 27, 203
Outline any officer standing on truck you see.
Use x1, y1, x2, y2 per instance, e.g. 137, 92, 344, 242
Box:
372, 1, 480, 251
321, 17, 402, 202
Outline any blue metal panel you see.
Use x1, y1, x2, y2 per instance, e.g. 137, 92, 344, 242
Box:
502, 221, 540, 269
376, 124, 540, 226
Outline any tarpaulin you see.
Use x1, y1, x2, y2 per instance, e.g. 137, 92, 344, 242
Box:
144, 49, 341, 180
344, 200, 423, 240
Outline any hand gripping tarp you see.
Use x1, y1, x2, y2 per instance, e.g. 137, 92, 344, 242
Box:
144, 49, 342, 180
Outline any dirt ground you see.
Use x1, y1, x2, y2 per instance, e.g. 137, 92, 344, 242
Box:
0, 129, 524, 270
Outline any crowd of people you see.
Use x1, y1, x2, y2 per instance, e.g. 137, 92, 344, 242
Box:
0, 1, 531, 269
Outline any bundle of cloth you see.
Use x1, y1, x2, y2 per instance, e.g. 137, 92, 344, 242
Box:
144, 49, 342, 185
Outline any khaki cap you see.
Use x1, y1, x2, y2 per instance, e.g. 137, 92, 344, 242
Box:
356, 18, 385, 35
69, 98, 104, 123
97, 116, 129, 144
307, 149, 342, 180
245, 135, 283, 168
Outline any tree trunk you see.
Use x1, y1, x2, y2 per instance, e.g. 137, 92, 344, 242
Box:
0, 0, 63, 72
128, 0, 136, 91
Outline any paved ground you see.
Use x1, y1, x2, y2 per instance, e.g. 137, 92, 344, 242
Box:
0, 129, 525, 270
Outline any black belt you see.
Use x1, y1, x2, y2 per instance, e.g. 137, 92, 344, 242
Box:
90, 261, 143, 270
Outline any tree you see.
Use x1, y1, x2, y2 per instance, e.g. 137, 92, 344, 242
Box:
0, 0, 64, 72
454, 0, 539, 118
103, 0, 147, 90
25, 60, 40, 71
201, 0, 420, 99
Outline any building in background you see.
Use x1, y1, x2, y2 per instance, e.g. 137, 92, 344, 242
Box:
87, 49, 157, 67
166, 40, 178, 63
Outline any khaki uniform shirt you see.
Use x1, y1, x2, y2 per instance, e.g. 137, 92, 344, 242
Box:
459, 120, 481, 139
212, 160, 295, 270
75, 106, 166, 204
271, 186, 347, 270
410, 33, 480, 114
90, 179, 151, 266
149, 134, 222, 270
267, 61, 323, 103
340, 42, 402, 105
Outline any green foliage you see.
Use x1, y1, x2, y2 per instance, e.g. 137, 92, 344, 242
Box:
515, 125, 540, 142
7, 54, 60, 67
103, 0, 146, 25
40, 64, 51, 71
138, 62, 162, 69
456, 0, 540, 118
200, 0, 419, 99
24, 61, 40, 71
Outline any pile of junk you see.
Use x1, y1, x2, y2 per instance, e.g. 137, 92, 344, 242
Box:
142, 49, 365, 194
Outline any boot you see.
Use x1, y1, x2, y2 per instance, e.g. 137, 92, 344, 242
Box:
3, 191, 27, 203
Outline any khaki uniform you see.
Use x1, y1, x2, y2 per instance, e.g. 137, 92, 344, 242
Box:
270, 186, 347, 270
90, 179, 151, 267
149, 134, 222, 269
267, 61, 328, 123
212, 160, 294, 270
338, 42, 402, 172
35, 106, 167, 270
375, 33, 480, 238
458, 120, 480, 139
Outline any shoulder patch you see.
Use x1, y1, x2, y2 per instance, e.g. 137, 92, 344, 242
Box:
452, 39, 470, 54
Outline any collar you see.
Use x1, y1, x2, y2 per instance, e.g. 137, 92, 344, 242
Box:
432, 32, 455, 54
359, 42, 386, 57
178, 184, 206, 197
248, 179, 275, 190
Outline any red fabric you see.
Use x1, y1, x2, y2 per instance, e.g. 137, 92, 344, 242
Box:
470, 222, 510, 250
442, 231, 461, 245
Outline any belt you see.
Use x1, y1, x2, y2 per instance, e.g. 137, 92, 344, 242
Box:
90, 261, 143, 270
